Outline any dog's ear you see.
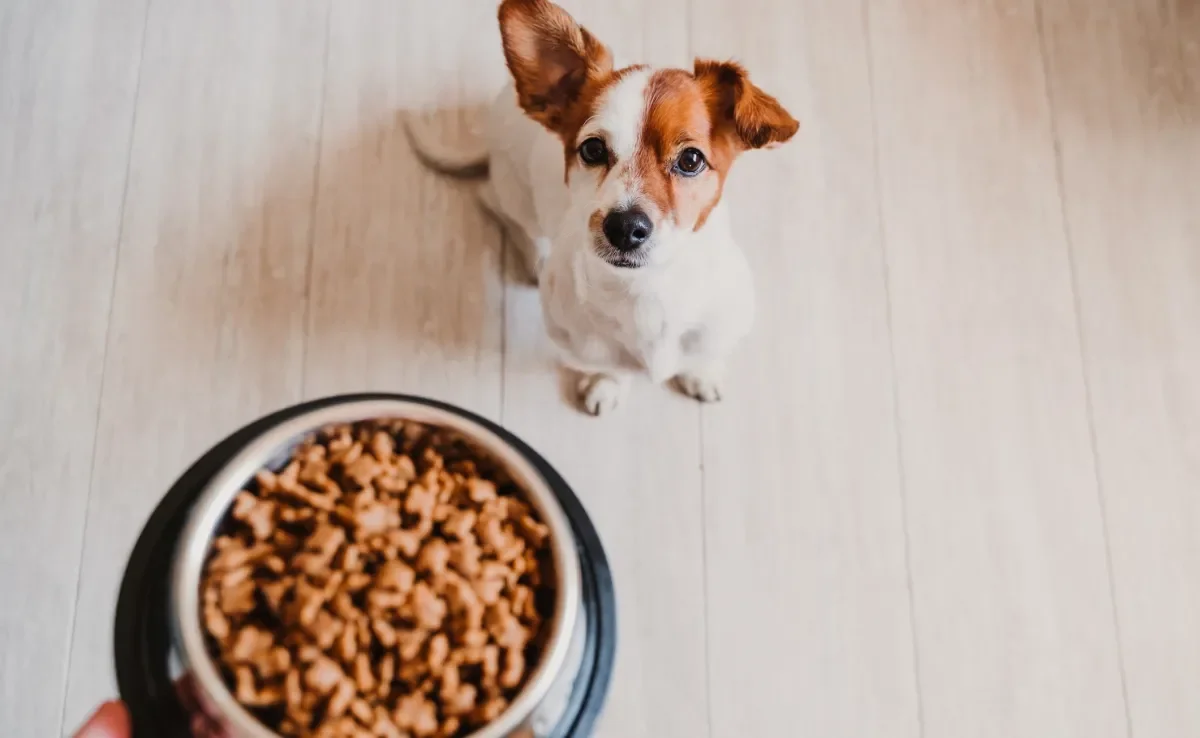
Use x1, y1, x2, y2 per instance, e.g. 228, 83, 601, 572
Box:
694, 59, 799, 150
498, 0, 613, 133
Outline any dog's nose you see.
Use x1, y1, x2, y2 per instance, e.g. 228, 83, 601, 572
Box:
602, 208, 653, 252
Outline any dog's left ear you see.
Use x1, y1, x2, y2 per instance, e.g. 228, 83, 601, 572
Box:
694, 59, 799, 150
498, 0, 613, 133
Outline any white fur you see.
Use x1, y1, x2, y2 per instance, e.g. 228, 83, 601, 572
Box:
406, 78, 755, 415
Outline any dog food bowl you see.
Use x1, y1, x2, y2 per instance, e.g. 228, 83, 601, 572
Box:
113, 393, 616, 738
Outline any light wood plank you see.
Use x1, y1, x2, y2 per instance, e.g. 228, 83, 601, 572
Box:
690, 2, 922, 737
1038, 1, 1200, 735
866, 1, 1129, 736
498, 2, 708, 736
0, 0, 146, 734
60, 1, 329, 728
303, 0, 507, 417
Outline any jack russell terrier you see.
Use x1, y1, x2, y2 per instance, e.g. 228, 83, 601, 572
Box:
406, 0, 798, 415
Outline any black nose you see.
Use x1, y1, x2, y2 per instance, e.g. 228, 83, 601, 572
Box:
602, 208, 653, 252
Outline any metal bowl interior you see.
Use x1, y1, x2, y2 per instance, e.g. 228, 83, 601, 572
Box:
171, 399, 582, 738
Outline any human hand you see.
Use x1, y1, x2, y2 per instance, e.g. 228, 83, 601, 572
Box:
71, 677, 228, 738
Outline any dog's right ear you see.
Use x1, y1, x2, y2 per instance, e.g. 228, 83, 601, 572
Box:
498, 0, 613, 133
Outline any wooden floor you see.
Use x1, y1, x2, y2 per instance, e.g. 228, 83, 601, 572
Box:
2, 0, 1198, 736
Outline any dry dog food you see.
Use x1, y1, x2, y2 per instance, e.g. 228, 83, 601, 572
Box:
200, 419, 555, 738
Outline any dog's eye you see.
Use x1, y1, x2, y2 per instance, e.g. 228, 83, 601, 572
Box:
673, 147, 707, 176
578, 137, 609, 166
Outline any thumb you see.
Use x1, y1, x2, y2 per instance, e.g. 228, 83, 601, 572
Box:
72, 701, 132, 738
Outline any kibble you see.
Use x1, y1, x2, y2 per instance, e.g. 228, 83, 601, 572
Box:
200, 420, 554, 738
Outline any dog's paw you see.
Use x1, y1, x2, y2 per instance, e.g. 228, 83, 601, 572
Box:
673, 373, 724, 403
577, 374, 627, 416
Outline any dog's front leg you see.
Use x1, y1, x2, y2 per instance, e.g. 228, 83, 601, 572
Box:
575, 371, 632, 416
643, 342, 682, 386
673, 359, 727, 403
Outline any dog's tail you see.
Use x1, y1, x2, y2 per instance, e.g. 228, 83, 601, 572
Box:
402, 115, 490, 178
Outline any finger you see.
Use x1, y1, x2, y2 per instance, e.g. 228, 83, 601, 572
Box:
191, 711, 231, 738
72, 701, 132, 738
174, 673, 199, 713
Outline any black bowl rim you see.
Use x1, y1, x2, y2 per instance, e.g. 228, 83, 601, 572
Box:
113, 392, 616, 738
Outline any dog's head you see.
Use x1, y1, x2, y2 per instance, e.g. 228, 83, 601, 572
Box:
498, 0, 799, 269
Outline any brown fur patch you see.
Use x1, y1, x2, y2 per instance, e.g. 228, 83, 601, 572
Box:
636, 69, 730, 231
558, 64, 647, 182
498, 1, 649, 181
693, 59, 800, 151
498, 0, 611, 133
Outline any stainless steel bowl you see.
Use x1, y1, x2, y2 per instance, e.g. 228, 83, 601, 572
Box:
170, 398, 586, 738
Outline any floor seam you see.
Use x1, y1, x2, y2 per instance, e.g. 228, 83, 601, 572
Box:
55, 0, 154, 733
298, 0, 335, 400
685, 0, 716, 735
1033, 4, 1134, 736
861, 1, 927, 735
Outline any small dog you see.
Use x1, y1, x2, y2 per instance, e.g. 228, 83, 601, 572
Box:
406, 0, 798, 415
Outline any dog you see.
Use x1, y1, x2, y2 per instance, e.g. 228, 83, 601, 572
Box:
405, 0, 798, 415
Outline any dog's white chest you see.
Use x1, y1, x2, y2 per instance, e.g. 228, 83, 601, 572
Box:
540, 251, 716, 380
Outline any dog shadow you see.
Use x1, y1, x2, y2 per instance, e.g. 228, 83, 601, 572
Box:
154, 104, 537, 414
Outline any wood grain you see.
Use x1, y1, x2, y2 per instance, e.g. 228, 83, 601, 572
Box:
691, 2, 922, 737
59, 1, 329, 728
1038, 0, 1200, 735
4, 0, 1200, 736
0, 0, 146, 734
304, 0, 507, 417
866, 1, 1127, 736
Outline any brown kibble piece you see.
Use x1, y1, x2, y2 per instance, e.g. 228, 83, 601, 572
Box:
355, 501, 401, 538
404, 483, 437, 521
465, 478, 496, 503
375, 560, 415, 593
500, 647, 525, 689
427, 633, 450, 672
345, 454, 382, 487
474, 698, 508, 724
305, 657, 345, 696
371, 619, 398, 648
234, 666, 257, 702
203, 602, 230, 641
229, 626, 273, 663
443, 682, 477, 717
353, 652, 376, 693
392, 694, 438, 737
443, 509, 476, 541
367, 589, 407, 613
518, 514, 551, 548
308, 524, 346, 559
285, 668, 303, 709
396, 629, 428, 662
415, 538, 450, 576
448, 540, 483, 578
384, 529, 422, 559
255, 469, 279, 492
292, 578, 326, 627
260, 646, 292, 679
487, 602, 529, 649
350, 697, 374, 725
219, 578, 256, 615
481, 645, 500, 680
308, 609, 343, 650
232, 492, 277, 540
408, 583, 447, 630
377, 654, 396, 698
370, 431, 394, 462
327, 678, 356, 718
